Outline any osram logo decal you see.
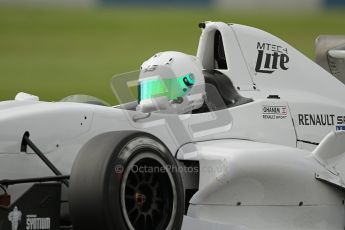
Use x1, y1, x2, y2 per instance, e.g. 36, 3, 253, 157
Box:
255, 42, 289, 74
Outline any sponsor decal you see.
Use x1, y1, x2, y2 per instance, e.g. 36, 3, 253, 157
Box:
298, 114, 335, 126
262, 105, 287, 119
26, 214, 51, 230
336, 125, 345, 131
298, 114, 345, 129
255, 42, 289, 74
7, 206, 51, 230
337, 115, 345, 126
8, 206, 22, 230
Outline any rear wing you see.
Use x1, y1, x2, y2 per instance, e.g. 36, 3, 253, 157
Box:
316, 35, 345, 85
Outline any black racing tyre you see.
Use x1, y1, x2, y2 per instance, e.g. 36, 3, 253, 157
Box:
69, 131, 184, 230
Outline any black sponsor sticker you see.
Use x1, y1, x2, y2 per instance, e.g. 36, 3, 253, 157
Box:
262, 105, 287, 119
337, 115, 345, 125
255, 42, 289, 74
298, 114, 345, 127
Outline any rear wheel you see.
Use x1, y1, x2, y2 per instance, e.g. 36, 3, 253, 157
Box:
69, 132, 184, 230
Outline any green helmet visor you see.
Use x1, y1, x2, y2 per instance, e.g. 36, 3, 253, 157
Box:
139, 73, 195, 102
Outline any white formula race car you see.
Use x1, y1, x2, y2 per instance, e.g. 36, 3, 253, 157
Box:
0, 21, 345, 230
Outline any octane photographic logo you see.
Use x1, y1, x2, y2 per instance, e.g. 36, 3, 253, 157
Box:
111, 71, 232, 140
255, 42, 289, 74
111, 70, 233, 163
114, 164, 124, 179
8, 206, 22, 230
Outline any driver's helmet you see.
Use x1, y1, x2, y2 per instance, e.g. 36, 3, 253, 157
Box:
137, 51, 205, 114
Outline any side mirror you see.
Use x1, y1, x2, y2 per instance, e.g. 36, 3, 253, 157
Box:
15, 92, 39, 102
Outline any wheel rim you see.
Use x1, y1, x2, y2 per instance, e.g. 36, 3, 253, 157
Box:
120, 152, 177, 230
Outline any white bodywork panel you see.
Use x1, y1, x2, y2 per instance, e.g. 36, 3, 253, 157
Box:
197, 22, 254, 90
197, 22, 345, 146
178, 139, 345, 229
0, 98, 296, 177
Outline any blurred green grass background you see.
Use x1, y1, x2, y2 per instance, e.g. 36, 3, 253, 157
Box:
0, 6, 344, 104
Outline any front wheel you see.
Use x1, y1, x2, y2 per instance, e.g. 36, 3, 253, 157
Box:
69, 132, 184, 230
